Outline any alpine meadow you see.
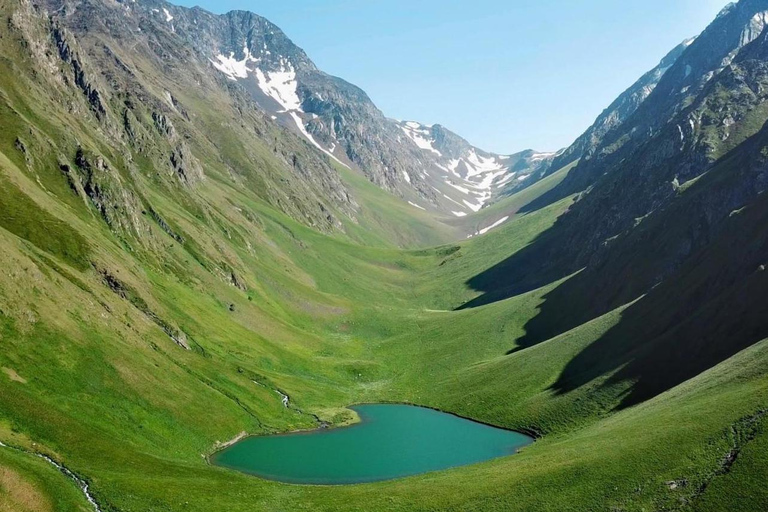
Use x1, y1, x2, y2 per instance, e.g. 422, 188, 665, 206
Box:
1, 0, 768, 511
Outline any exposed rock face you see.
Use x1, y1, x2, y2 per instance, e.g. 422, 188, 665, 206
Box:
554, 0, 768, 260
542, 2, 768, 187
169, 142, 204, 185
30, 0, 358, 233
546, 38, 694, 176
393, 121, 558, 215
154, 3, 553, 215
475, 0, 768, 351
64, 148, 150, 239
19, 0, 560, 219
147, 4, 441, 203
52, 24, 108, 119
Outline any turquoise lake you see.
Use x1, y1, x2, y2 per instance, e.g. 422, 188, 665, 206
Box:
210, 404, 534, 485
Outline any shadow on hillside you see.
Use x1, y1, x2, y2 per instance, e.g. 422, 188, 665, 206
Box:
549, 177, 768, 407
458, 161, 596, 314
546, 126, 768, 408
461, 135, 768, 409
457, 199, 620, 353
516, 181, 578, 216
552, 254, 768, 408
457, 233, 571, 311
457, 199, 584, 312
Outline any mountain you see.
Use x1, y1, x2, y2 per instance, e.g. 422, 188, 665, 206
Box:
162, 3, 554, 216
395, 121, 558, 216
543, 37, 695, 177
552, 0, 768, 263
2, 1, 768, 512
464, 0, 768, 388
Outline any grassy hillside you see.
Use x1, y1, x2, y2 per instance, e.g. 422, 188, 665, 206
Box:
0, 1, 767, 511
2, 128, 766, 511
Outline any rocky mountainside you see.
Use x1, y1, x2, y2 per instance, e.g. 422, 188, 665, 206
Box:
26, 0, 363, 234
544, 37, 695, 177
542, 2, 768, 185
551, 0, 768, 261
0, 0, 459, 317
467, 0, 768, 396
558, 0, 768, 196
144, 0, 556, 216
395, 121, 558, 216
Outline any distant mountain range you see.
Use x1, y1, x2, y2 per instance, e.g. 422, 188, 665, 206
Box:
177, 4, 559, 216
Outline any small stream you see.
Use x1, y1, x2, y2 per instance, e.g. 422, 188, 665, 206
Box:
0, 442, 101, 511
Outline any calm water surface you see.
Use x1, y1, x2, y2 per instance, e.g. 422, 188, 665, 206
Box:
211, 404, 534, 484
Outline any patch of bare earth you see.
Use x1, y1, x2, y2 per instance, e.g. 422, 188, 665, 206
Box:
0, 465, 52, 512
1, 368, 26, 384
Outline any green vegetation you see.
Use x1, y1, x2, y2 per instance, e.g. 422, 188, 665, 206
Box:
0, 5, 766, 511
0, 172, 90, 271
1, 135, 765, 510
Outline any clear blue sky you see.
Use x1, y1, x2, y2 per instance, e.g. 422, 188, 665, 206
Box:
175, 0, 730, 153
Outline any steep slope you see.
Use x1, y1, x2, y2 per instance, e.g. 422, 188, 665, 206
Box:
544, 37, 694, 177
142, 0, 550, 217
462, 0, 768, 386
559, 0, 768, 196
29, 0, 359, 232
1, 1, 768, 512
396, 121, 558, 216
162, 2, 441, 205
26, 0, 458, 248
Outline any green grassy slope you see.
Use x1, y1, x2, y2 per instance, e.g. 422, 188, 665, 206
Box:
0, 2, 766, 511
0, 446, 92, 512
2, 138, 767, 511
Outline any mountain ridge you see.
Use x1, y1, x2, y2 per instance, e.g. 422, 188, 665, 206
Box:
1, 1, 768, 512
152, 0, 557, 216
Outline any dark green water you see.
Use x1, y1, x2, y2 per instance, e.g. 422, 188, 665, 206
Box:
210, 404, 534, 485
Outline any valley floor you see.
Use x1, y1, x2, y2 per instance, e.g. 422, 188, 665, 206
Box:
0, 169, 766, 512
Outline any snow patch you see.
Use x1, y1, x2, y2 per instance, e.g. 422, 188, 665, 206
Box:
211, 45, 257, 80
400, 122, 442, 156
445, 181, 471, 195
462, 198, 486, 212
289, 112, 349, 168
529, 152, 555, 162
254, 64, 301, 112
210, 48, 301, 113
469, 216, 510, 238
443, 194, 466, 208
408, 201, 426, 211
478, 216, 509, 235
496, 173, 517, 186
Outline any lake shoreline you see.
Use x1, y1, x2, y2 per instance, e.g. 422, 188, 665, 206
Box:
206, 402, 539, 483
207, 403, 535, 486
209, 401, 538, 454
349, 400, 543, 440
